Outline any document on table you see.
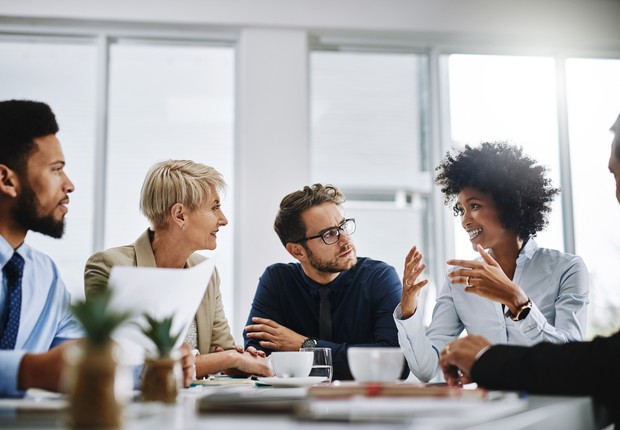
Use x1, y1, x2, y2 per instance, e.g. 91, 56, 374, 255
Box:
107, 258, 215, 365
198, 387, 308, 413
297, 394, 526, 424
0, 389, 68, 411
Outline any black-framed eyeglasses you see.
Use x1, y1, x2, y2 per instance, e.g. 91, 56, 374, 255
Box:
295, 218, 356, 246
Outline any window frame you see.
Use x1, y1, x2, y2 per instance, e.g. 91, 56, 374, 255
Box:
3, 20, 620, 337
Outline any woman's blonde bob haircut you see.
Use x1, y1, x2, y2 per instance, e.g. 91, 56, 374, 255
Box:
140, 160, 226, 229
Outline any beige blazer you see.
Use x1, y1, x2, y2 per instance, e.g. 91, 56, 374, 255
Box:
84, 229, 236, 353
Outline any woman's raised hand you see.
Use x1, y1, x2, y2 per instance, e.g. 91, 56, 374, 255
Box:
400, 245, 429, 319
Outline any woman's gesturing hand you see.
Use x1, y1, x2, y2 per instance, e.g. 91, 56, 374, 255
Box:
400, 245, 429, 319
447, 244, 528, 313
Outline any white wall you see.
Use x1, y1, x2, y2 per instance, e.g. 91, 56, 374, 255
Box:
1, 0, 620, 49
236, 28, 309, 337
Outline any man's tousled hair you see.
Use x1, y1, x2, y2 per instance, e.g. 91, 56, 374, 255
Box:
274, 184, 345, 246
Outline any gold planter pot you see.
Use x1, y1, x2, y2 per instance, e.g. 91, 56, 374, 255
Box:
69, 341, 122, 429
141, 357, 178, 403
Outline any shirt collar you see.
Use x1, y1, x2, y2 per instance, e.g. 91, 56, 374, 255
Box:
0, 234, 29, 267
0, 235, 11, 267
518, 237, 538, 261
301, 267, 344, 296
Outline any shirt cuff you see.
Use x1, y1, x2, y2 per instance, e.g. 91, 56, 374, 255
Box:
516, 302, 545, 337
394, 303, 424, 330
0, 350, 28, 397
394, 303, 404, 320
393, 303, 420, 322
474, 345, 491, 362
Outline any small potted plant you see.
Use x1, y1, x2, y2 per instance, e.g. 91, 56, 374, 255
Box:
69, 289, 132, 429
140, 314, 182, 403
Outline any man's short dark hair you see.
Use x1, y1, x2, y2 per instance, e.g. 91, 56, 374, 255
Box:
0, 99, 59, 175
274, 184, 345, 246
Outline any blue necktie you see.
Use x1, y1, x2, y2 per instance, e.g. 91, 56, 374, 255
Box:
0, 253, 24, 349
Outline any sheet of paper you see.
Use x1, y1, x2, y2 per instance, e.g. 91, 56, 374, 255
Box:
107, 258, 215, 365
0, 389, 67, 411
298, 395, 526, 424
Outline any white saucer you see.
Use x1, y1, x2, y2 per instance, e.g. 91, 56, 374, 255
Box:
256, 376, 328, 387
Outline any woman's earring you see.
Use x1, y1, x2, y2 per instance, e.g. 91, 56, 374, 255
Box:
180, 224, 185, 230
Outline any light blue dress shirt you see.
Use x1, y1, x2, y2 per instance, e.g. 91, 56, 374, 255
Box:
0, 235, 82, 396
394, 239, 590, 382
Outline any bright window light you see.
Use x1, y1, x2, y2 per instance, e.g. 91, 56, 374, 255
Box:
567, 58, 620, 337
447, 54, 563, 260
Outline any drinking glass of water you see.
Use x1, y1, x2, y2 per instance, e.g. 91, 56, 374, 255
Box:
299, 347, 332, 382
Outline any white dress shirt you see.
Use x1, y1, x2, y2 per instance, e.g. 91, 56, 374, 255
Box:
0, 235, 82, 396
394, 239, 589, 382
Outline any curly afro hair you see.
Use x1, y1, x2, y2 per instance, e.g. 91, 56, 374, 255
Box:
434, 142, 560, 239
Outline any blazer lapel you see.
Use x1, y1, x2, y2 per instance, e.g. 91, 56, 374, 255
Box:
187, 254, 212, 352
133, 229, 157, 268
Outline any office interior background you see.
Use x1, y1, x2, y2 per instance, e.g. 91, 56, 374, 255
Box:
1, 0, 619, 343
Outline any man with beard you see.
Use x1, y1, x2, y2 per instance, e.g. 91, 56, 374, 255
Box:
0, 99, 82, 395
0, 100, 196, 395
438, 113, 620, 427
244, 184, 406, 380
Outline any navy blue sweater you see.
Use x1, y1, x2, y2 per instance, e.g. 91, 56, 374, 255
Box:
244, 257, 405, 380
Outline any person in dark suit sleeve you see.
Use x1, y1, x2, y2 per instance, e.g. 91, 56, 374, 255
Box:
437, 112, 620, 426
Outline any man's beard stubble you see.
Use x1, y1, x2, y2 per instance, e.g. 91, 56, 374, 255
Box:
11, 182, 65, 239
305, 244, 357, 274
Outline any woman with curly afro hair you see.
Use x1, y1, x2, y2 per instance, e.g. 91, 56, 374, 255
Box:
394, 142, 589, 383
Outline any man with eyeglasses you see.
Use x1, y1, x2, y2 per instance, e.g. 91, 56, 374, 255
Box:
244, 183, 407, 380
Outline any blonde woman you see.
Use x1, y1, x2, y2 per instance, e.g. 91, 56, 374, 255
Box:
85, 160, 272, 378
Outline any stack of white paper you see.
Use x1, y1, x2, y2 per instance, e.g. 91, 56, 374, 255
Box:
107, 258, 215, 365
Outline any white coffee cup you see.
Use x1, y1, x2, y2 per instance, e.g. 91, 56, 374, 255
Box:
347, 347, 404, 382
268, 351, 313, 378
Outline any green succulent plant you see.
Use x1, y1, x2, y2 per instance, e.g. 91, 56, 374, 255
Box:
71, 288, 133, 347
141, 314, 182, 358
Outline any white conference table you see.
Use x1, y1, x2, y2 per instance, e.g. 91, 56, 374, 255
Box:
0, 385, 607, 430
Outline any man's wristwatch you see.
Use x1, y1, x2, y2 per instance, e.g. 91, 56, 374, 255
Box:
505, 299, 533, 321
301, 338, 318, 349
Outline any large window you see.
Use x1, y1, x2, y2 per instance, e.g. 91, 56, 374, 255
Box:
106, 42, 235, 314
3, 24, 619, 342
0, 37, 236, 318
447, 54, 564, 260
0, 39, 97, 298
447, 54, 620, 338
311, 50, 435, 319
566, 58, 620, 337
